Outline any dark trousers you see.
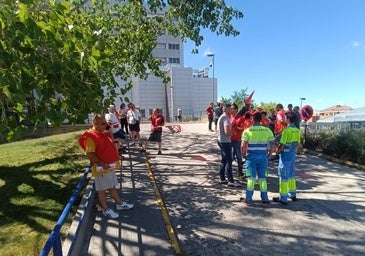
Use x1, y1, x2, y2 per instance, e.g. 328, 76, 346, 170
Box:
120, 118, 129, 134
208, 117, 213, 130
218, 141, 233, 182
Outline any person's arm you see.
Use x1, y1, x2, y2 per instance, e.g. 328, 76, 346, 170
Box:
277, 129, 287, 153
268, 142, 275, 157
224, 124, 232, 137
85, 137, 109, 169
86, 152, 109, 169
241, 140, 247, 156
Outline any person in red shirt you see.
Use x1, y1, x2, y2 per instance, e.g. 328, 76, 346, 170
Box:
79, 114, 133, 219
206, 102, 214, 132
230, 103, 245, 178
260, 111, 271, 127
243, 112, 253, 131
142, 108, 165, 155
273, 103, 287, 159
275, 104, 287, 136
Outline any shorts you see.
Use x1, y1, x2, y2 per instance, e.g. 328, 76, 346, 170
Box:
129, 121, 140, 132
148, 131, 162, 143
94, 171, 119, 191
113, 129, 126, 140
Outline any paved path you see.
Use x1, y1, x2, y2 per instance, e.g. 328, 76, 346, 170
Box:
84, 122, 365, 256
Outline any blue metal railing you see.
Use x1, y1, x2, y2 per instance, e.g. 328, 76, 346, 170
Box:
40, 166, 91, 256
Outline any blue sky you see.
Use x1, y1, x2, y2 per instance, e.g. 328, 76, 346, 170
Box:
183, 0, 365, 111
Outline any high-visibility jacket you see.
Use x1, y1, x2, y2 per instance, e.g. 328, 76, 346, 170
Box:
279, 125, 301, 161
79, 129, 121, 176
242, 124, 274, 158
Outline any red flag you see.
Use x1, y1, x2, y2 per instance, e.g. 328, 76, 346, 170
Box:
244, 90, 255, 105
165, 125, 182, 134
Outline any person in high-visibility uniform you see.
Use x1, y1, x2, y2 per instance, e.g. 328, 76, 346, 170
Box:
273, 114, 301, 205
241, 112, 275, 207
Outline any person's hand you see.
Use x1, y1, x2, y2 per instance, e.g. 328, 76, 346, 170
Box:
100, 162, 109, 169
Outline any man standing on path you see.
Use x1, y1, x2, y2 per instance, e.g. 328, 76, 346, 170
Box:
177, 108, 182, 123
241, 112, 275, 207
273, 114, 301, 205
218, 103, 239, 187
79, 114, 133, 219
230, 103, 245, 178
214, 102, 224, 132
206, 103, 214, 132
142, 108, 165, 155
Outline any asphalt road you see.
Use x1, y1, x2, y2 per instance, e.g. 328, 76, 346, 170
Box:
84, 122, 365, 256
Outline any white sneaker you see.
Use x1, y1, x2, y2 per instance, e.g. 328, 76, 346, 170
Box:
103, 208, 119, 219
219, 179, 228, 184
116, 201, 134, 210
228, 181, 240, 187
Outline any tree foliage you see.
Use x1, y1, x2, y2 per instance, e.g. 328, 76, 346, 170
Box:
220, 88, 277, 113
0, 0, 243, 141
255, 101, 277, 113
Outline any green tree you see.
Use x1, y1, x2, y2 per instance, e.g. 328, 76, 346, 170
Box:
0, 0, 243, 141
255, 101, 277, 113
230, 88, 248, 109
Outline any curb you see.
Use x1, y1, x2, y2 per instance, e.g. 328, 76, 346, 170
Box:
62, 177, 96, 256
304, 149, 365, 171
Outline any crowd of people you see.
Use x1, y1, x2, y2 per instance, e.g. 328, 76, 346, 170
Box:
207, 98, 302, 206
77, 97, 302, 219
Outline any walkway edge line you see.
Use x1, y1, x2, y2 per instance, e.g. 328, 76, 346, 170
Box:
143, 153, 182, 255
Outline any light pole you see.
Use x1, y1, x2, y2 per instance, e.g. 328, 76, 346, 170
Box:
299, 97, 306, 108
207, 53, 215, 103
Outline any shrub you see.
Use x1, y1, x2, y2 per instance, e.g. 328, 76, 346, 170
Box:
305, 129, 365, 165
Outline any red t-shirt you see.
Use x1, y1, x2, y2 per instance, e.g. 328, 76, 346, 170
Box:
261, 116, 271, 127
151, 114, 164, 131
243, 118, 253, 131
206, 106, 214, 118
275, 109, 287, 134
230, 114, 245, 141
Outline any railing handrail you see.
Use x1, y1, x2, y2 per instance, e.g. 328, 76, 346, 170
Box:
40, 166, 91, 256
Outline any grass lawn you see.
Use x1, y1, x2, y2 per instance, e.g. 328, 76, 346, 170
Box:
0, 131, 90, 256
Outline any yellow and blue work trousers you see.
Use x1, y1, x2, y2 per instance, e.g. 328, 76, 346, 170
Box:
245, 154, 269, 203
278, 155, 297, 203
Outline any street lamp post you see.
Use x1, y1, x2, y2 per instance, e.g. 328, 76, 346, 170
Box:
207, 53, 215, 103
299, 97, 306, 108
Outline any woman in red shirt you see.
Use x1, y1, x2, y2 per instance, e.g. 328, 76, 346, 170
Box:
142, 108, 165, 155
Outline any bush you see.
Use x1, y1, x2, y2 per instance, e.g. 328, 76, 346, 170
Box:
305, 129, 365, 165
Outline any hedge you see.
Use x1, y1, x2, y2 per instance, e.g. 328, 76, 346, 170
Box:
305, 129, 365, 165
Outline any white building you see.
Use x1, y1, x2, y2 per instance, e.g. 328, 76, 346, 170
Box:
114, 33, 217, 122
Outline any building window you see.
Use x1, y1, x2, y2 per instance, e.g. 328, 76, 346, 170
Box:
168, 44, 180, 50
169, 58, 180, 64
159, 57, 167, 65
156, 43, 166, 49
